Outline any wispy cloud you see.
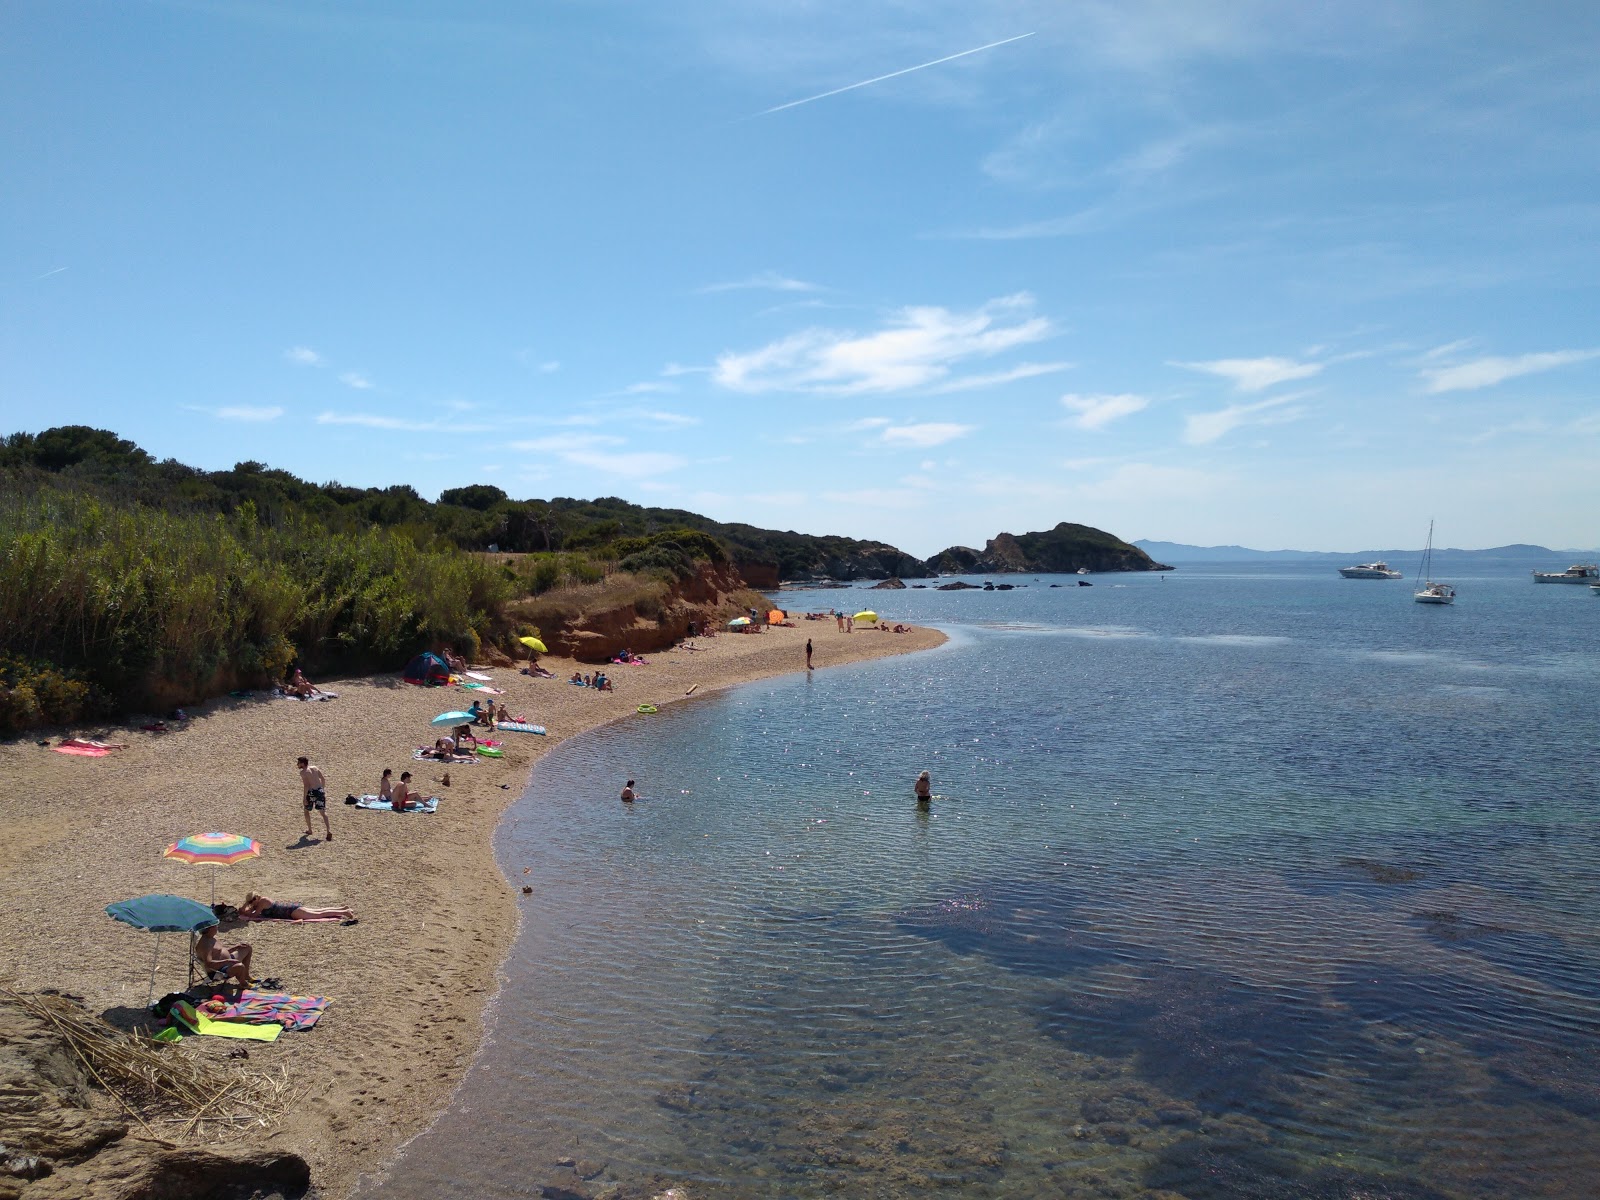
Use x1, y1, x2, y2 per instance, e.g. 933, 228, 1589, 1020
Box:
1183, 393, 1309, 445
931, 361, 1072, 393
714, 293, 1052, 395
616, 381, 678, 395
338, 371, 374, 390
317, 412, 488, 433
757, 32, 1034, 116
285, 346, 323, 366
1420, 349, 1600, 393
631, 409, 701, 427
880, 422, 975, 448
508, 433, 624, 452
216, 405, 285, 422
561, 450, 687, 478
1061, 392, 1149, 430
35, 266, 68, 281
1175, 356, 1323, 392
698, 271, 820, 294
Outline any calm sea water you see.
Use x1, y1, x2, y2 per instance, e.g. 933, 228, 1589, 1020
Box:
364, 565, 1600, 1200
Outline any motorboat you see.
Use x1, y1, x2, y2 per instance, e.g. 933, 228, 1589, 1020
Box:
1339, 561, 1402, 579
1531, 563, 1599, 584
1076, 567, 1091, 575
1414, 521, 1454, 605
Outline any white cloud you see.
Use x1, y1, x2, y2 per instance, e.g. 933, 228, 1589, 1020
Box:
561, 450, 687, 478
339, 371, 374, 390
632, 409, 701, 427
880, 422, 975, 448
216, 405, 285, 422
1420, 349, 1600, 393
713, 293, 1052, 395
930, 361, 1073, 393
699, 270, 820, 294
1175, 356, 1322, 392
661, 362, 708, 377
284, 346, 323, 366
818, 487, 927, 511
1061, 392, 1149, 430
317, 412, 488, 433
1183, 393, 1307, 445
1568, 413, 1600, 436
508, 433, 624, 452
618, 381, 677, 395
539, 360, 561, 373
1076, 463, 1230, 503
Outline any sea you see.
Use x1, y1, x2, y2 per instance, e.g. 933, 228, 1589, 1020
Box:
362, 564, 1600, 1200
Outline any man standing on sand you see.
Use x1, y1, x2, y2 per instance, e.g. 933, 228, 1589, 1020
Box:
805, 638, 814, 670
297, 756, 332, 841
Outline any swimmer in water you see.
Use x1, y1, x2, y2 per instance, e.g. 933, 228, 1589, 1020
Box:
914, 770, 932, 804
621, 779, 636, 802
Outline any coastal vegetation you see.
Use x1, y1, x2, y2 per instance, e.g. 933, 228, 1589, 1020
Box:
927, 523, 1174, 574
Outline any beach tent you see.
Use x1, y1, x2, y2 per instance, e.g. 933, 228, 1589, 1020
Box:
402, 652, 451, 686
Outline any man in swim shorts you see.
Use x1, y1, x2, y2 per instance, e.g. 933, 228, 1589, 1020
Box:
297, 756, 332, 841
621, 779, 636, 802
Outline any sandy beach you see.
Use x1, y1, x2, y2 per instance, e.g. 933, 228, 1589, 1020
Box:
0, 618, 944, 1198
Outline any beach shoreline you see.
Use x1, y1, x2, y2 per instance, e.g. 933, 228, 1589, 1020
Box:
0, 618, 945, 1199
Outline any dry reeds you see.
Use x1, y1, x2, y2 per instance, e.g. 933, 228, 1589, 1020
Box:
2, 988, 296, 1142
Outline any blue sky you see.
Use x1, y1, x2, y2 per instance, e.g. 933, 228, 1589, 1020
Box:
4, 1, 1598, 555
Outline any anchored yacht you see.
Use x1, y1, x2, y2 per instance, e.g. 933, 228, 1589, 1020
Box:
1339, 561, 1402, 580
1531, 563, 1599, 584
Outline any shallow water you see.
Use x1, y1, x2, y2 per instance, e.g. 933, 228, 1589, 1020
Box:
364, 565, 1600, 1199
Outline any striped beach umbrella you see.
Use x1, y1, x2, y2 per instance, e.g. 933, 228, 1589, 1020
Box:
163, 832, 261, 904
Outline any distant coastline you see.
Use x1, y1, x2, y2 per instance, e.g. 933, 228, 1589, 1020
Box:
1135, 539, 1600, 564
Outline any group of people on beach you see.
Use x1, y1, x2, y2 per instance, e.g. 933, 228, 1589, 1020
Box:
569, 671, 614, 691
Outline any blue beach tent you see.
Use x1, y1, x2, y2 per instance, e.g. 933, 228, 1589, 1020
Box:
402, 652, 451, 686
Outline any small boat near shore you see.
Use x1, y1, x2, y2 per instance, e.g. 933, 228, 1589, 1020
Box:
1339, 561, 1402, 580
1532, 563, 1599, 584
1414, 521, 1454, 605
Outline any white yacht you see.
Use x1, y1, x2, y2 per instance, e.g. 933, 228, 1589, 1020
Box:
1414, 521, 1455, 605
1339, 561, 1403, 580
1531, 563, 1599, 584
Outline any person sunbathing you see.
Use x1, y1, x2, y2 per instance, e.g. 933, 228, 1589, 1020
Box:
286, 667, 315, 698
238, 893, 355, 922
194, 923, 254, 986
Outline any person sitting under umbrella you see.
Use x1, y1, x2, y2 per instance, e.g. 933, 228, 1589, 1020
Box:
235, 893, 355, 923
194, 922, 254, 987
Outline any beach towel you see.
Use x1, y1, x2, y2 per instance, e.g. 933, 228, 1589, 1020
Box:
465, 671, 493, 681
354, 794, 440, 813
53, 740, 115, 757
460, 682, 506, 695
413, 748, 476, 763
497, 721, 546, 735
217, 989, 330, 1032
169, 999, 283, 1042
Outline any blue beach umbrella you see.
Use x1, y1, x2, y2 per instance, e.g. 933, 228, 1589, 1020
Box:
431, 711, 473, 726
106, 893, 219, 1006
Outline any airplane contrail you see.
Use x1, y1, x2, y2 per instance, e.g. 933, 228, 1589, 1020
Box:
758, 32, 1034, 116
35, 266, 68, 280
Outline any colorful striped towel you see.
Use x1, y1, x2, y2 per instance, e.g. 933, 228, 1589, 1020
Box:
217, 989, 330, 1031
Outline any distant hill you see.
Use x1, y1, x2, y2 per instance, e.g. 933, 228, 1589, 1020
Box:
1135, 539, 1599, 565
929, 523, 1171, 574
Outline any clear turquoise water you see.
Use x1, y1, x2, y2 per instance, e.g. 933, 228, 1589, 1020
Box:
365, 566, 1600, 1199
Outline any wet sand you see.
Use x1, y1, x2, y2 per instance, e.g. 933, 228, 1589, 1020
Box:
0, 619, 944, 1198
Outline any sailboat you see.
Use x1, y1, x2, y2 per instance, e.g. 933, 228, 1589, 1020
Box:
1413, 520, 1455, 605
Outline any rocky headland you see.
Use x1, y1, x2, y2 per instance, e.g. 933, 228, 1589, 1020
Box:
925, 522, 1173, 575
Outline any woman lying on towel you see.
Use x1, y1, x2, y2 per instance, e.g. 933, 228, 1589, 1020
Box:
236, 893, 356, 923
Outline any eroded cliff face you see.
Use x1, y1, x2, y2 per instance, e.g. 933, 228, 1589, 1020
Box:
0, 994, 311, 1200
544, 562, 767, 663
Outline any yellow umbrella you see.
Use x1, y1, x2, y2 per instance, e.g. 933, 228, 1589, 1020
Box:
518, 636, 547, 654
853, 610, 878, 623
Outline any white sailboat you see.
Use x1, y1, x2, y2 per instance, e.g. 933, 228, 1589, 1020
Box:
1414, 520, 1455, 605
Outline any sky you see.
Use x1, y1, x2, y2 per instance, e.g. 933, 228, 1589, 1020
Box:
3, 1, 1598, 556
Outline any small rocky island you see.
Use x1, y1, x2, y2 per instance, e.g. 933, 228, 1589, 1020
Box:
926, 522, 1173, 575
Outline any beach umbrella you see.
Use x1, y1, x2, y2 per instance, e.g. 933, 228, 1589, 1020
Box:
728, 617, 751, 627
853, 610, 878, 623
432, 710, 474, 725
518, 636, 547, 654
106, 893, 218, 1006
163, 831, 261, 905
767, 609, 784, 624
